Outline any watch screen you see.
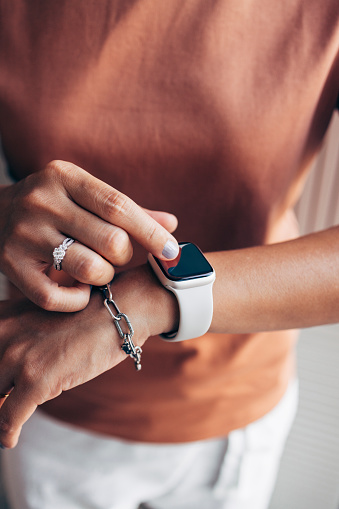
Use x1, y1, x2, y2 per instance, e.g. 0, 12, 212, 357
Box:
157, 242, 213, 281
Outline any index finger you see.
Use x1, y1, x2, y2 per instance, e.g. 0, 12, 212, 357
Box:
57, 162, 180, 260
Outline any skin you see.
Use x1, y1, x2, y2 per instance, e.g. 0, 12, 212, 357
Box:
0, 265, 178, 449
0, 161, 339, 448
0, 160, 179, 312
209, 227, 339, 334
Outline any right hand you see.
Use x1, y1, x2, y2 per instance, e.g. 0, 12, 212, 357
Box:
0, 160, 179, 312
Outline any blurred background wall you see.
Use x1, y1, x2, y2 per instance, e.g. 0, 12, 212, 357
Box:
269, 112, 339, 509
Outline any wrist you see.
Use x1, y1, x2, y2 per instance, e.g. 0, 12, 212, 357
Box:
148, 243, 215, 341
110, 264, 179, 340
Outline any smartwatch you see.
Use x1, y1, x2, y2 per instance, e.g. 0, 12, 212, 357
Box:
148, 242, 216, 341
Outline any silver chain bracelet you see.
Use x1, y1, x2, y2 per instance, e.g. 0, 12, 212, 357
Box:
101, 284, 142, 371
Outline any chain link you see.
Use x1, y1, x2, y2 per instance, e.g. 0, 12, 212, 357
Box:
101, 284, 142, 371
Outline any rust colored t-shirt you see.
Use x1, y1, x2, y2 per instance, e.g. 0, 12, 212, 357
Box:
0, 1, 338, 442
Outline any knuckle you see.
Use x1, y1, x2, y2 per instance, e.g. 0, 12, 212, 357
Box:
33, 287, 58, 311
103, 190, 132, 220
76, 255, 106, 282
6, 170, 50, 219
0, 416, 14, 436
6, 218, 30, 242
145, 221, 158, 244
106, 228, 131, 263
45, 159, 67, 178
18, 363, 41, 389
44, 160, 75, 190
7, 167, 65, 228
20, 185, 45, 212
1, 342, 24, 367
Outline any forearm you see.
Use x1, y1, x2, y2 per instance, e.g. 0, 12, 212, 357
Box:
84, 225, 339, 339
207, 225, 339, 334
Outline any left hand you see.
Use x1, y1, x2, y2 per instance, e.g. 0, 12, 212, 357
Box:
0, 161, 179, 312
0, 264, 178, 448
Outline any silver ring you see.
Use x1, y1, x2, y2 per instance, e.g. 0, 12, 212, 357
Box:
53, 237, 75, 271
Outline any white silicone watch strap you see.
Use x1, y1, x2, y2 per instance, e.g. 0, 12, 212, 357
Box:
161, 283, 214, 342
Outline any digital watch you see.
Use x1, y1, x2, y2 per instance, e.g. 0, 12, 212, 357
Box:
148, 242, 215, 341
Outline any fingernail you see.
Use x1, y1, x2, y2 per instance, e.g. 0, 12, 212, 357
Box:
162, 240, 179, 259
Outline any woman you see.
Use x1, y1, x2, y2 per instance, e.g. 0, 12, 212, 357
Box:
0, 2, 338, 508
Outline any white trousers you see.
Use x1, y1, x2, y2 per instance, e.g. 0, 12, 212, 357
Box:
1, 381, 298, 509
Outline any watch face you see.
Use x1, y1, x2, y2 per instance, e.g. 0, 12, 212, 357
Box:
156, 242, 214, 281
